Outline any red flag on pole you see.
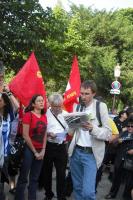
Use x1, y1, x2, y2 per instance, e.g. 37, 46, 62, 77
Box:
9, 52, 46, 106
63, 56, 81, 112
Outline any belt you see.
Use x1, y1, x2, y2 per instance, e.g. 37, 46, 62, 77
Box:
76, 144, 93, 154
47, 141, 66, 146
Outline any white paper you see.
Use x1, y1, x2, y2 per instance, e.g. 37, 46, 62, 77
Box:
63, 112, 94, 129
56, 131, 67, 143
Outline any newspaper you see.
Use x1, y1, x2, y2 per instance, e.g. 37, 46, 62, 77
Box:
56, 131, 68, 144
63, 112, 94, 129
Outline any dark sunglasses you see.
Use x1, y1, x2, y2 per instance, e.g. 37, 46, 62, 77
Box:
127, 125, 133, 128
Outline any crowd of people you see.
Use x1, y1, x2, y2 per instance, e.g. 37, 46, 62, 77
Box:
0, 62, 133, 200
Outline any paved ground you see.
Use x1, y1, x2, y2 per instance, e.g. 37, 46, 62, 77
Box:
5, 170, 123, 200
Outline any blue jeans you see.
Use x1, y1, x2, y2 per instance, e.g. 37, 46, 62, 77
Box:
70, 147, 97, 200
15, 146, 43, 200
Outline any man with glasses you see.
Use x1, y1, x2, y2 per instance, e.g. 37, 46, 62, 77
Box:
39, 93, 68, 200
68, 80, 111, 200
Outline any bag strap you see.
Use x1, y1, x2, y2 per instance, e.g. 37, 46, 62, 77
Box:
50, 109, 65, 130
76, 104, 84, 112
96, 101, 102, 127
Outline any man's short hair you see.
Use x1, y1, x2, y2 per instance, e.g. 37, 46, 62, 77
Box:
81, 80, 97, 93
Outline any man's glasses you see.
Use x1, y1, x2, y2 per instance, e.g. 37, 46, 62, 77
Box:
127, 125, 133, 128
80, 92, 90, 96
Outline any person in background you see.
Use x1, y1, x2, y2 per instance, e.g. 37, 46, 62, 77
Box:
4, 84, 20, 195
126, 107, 133, 117
114, 110, 128, 133
96, 117, 119, 189
15, 94, 47, 200
105, 115, 133, 199
108, 118, 119, 142
0, 92, 19, 200
123, 107, 133, 200
0, 61, 20, 195
39, 93, 68, 200
69, 80, 111, 200
0, 61, 19, 109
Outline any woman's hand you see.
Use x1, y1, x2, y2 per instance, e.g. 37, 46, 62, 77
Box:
39, 149, 45, 160
34, 152, 41, 160
3, 84, 10, 92
35, 149, 45, 160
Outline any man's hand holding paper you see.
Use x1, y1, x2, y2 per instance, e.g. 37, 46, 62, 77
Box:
81, 121, 93, 132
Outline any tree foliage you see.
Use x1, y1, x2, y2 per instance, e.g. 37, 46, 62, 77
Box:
0, 1, 133, 107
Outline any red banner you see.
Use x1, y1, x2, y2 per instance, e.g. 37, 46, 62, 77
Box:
9, 52, 46, 106
63, 56, 81, 112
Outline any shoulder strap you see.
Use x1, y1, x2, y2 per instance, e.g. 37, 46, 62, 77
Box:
76, 104, 84, 112
76, 104, 80, 112
50, 110, 65, 130
96, 101, 102, 127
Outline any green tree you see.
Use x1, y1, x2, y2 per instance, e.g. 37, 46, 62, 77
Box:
1, 2, 133, 106
0, 0, 52, 71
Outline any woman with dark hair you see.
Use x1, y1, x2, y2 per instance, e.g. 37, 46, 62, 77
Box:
114, 110, 128, 133
0, 92, 18, 200
15, 94, 47, 200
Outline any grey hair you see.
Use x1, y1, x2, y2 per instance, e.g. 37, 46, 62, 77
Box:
48, 93, 63, 105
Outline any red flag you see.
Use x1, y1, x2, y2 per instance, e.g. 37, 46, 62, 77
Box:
63, 56, 81, 112
9, 52, 46, 106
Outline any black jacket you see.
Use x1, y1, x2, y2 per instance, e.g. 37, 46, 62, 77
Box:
115, 131, 133, 169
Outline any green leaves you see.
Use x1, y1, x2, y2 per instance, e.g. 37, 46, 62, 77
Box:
0, 2, 133, 107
